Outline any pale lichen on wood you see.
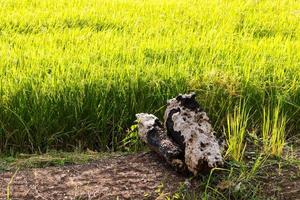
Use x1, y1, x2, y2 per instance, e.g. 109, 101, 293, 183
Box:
136, 93, 223, 175
164, 93, 223, 174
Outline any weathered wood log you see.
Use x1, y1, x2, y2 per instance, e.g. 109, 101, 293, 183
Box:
136, 93, 223, 175
164, 93, 223, 175
135, 113, 187, 172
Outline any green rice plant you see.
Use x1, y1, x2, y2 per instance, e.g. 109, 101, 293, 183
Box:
224, 102, 249, 162
0, 0, 299, 153
120, 124, 144, 152
262, 105, 286, 157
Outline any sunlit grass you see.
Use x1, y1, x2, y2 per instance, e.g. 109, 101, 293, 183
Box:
262, 105, 286, 157
0, 0, 299, 153
224, 102, 249, 162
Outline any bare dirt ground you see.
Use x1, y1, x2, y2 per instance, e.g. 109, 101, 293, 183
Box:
0, 152, 188, 200
260, 162, 300, 200
0, 150, 299, 200
260, 148, 300, 200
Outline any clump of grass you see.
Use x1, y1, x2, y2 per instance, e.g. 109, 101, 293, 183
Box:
120, 124, 145, 152
262, 105, 286, 157
224, 102, 249, 162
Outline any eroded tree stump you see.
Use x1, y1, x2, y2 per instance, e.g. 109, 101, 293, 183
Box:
136, 93, 223, 175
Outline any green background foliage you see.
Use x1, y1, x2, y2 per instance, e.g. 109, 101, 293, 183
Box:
0, 0, 299, 153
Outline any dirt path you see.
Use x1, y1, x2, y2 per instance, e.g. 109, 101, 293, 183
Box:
1, 150, 299, 200
0, 152, 187, 200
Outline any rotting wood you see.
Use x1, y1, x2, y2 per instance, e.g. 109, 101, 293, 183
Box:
136, 93, 223, 175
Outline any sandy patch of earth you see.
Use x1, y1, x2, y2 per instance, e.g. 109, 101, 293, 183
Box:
0, 152, 187, 200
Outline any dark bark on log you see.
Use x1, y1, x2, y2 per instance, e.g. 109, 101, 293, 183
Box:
135, 113, 187, 172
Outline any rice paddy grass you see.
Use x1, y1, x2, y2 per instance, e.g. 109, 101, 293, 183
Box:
0, 0, 300, 153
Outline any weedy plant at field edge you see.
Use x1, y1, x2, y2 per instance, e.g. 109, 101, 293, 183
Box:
262, 104, 286, 157
224, 101, 249, 162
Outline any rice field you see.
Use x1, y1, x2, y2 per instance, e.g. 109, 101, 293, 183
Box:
0, 0, 300, 154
